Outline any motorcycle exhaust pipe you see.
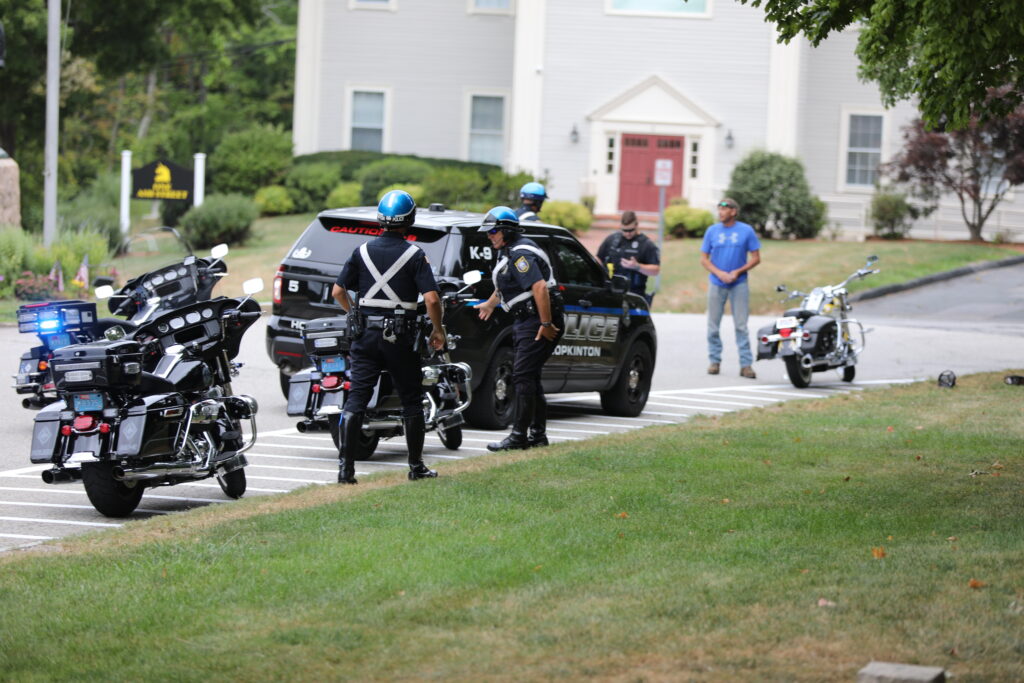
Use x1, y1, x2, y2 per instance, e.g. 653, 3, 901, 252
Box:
41, 468, 77, 484
112, 463, 204, 482
365, 417, 403, 430
23, 397, 44, 410
801, 354, 814, 369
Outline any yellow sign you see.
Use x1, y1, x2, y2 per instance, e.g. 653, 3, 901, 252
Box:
132, 159, 193, 202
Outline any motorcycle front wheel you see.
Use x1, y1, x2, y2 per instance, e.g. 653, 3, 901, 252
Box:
842, 365, 856, 382
784, 356, 812, 388
327, 413, 380, 460
437, 422, 463, 450
82, 462, 144, 518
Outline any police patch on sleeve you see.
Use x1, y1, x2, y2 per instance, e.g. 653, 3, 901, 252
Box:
514, 256, 530, 273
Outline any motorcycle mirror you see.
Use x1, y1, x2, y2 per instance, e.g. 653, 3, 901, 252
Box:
776, 284, 787, 292
92, 275, 114, 288
210, 243, 229, 260
462, 270, 483, 286
866, 255, 878, 265
242, 278, 265, 296
95, 285, 115, 300
103, 325, 126, 342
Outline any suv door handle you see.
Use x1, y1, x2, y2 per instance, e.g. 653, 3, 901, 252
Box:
579, 299, 592, 308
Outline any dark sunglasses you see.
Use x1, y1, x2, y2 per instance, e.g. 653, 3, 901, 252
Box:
718, 202, 735, 208
621, 225, 638, 232
486, 227, 502, 235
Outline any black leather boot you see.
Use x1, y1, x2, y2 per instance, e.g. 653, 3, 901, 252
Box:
487, 391, 533, 452
404, 414, 437, 480
527, 392, 548, 448
337, 411, 360, 484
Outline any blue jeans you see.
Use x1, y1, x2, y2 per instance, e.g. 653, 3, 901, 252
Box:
707, 280, 753, 367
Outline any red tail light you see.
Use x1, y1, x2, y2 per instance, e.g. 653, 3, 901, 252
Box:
760, 336, 769, 344
98, 422, 111, 434
779, 328, 793, 338
311, 383, 321, 394
60, 425, 72, 436
321, 375, 340, 390
73, 415, 96, 431
343, 381, 351, 391
273, 265, 284, 305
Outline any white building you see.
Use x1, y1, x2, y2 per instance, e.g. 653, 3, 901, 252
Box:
293, 0, 1023, 240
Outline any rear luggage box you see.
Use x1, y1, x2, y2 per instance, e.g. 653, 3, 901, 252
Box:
51, 340, 143, 392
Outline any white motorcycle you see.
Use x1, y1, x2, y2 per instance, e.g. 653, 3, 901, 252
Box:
756, 256, 879, 388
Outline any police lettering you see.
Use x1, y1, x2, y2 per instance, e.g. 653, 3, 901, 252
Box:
553, 345, 601, 357
469, 246, 492, 261
561, 313, 619, 342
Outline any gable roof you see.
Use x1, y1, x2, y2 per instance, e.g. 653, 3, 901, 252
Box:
588, 75, 719, 127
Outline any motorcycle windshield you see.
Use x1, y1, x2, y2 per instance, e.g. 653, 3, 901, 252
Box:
114, 227, 194, 283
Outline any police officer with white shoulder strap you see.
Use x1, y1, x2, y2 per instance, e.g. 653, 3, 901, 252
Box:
515, 181, 547, 222
474, 206, 563, 451
332, 190, 445, 484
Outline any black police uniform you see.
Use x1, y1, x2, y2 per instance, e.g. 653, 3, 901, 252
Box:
514, 205, 540, 222
335, 230, 438, 482
597, 231, 661, 305
491, 234, 564, 448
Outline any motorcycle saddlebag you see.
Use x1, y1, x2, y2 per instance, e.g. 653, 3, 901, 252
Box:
117, 394, 188, 459
51, 340, 143, 392
302, 316, 350, 356
30, 401, 65, 463
756, 323, 777, 360
799, 315, 836, 354
287, 368, 315, 417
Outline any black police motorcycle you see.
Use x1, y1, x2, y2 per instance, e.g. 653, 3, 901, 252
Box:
286, 272, 480, 459
13, 228, 229, 410
29, 279, 264, 518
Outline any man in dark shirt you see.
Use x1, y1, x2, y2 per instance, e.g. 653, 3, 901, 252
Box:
597, 210, 661, 305
332, 189, 445, 483
474, 206, 563, 451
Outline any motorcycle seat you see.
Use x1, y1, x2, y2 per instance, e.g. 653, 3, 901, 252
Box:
137, 372, 178, 394
783, 308, 816, 321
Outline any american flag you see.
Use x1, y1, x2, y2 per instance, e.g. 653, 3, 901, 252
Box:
48, 260, 64, 293
71, 254, 90, 288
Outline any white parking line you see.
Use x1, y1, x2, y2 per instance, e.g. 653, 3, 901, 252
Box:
0, 533, 55, 540
251, 442, 338, 452
246, 463, 338, 475
0, 465, 48, 477
0, 500, 168, 514
0, 516, 121, 528
645, 400, 727, 412
648, 395, 764, 408
724, 387, 829, 399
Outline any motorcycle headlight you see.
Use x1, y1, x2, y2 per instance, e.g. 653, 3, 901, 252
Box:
421, 366, 440, 386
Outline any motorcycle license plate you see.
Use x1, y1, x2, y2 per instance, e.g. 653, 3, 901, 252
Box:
72, 392, 104, 412
320, 356, 346, 373
775, 316, 799, 330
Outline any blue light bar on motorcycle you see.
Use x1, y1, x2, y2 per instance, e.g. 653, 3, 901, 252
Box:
16, 300, 98, 335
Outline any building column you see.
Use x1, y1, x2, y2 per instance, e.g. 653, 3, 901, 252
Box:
293, 0, 324, 155
765, 37, 802, 157
507, 0, 547, 175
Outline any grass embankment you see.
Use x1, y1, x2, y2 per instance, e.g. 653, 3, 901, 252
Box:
2, 372, 1022, 681
654, 239, 1018, 313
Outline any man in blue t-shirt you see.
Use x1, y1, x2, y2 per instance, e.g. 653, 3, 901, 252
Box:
700, 197, 761, 379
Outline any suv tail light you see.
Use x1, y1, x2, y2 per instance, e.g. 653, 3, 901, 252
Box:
273, 265, 284, 305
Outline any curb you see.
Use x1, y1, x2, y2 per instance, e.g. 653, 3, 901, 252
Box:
850, 254, 1024, 302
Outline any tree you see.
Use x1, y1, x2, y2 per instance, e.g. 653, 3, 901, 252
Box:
740, 0, 1024, 129
885, 106, 1024, 241
725, 150, 824, 239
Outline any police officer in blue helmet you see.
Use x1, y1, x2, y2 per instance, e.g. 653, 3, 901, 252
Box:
516, 182, 547, 221
474, 206, 563, 450
332, 190, 446, 483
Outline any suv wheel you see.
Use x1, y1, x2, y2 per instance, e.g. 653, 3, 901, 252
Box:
600, 341, 652, 417
278, 367, 294, 399
464, 345, 514, 429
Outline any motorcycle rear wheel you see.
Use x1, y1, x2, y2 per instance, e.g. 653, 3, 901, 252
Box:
327, 413, 380, 460
82, 463, 144, 518
217, 468, 246, 499
784, 356, 812, 388
437, 422, 463, 450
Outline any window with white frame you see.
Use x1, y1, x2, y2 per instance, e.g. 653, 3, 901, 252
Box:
350, 0, 395, 10
607, 0, 709, 17
351, 91, 385, 152
845, 114, 883, 186
468, 95, 505, 165
470, 0, 512, 12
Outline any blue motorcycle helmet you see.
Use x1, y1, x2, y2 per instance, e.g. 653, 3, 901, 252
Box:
377, 189, 417, 229
520, 182, 548, 203
480, 206, 522, 238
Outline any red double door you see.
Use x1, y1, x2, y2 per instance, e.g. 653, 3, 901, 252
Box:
618, 134, 685, 212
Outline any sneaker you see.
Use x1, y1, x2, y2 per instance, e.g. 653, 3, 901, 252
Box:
740, 366, 757, 379
707, 363, 720, 375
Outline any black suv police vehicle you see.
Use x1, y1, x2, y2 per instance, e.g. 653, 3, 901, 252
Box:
267, 205, 657, 429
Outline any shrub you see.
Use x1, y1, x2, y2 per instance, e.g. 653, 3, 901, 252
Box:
664, 205, 714, 238
14, 271, 57, 301
726, 150, 823, 239
539, 200, 593, 234
284, 162, 342, 213
379, 183, 426, 207
482, 169, 535, 206
160, 199, 192, 228
421, 167, 486, 209
254, 185, 295, 216
50, 229, 113, 292
355, 158, 434, 205
326, 182, 363, 209
870, 191, 915, 239
295, 151, 497, 181
210, 124, 292, 195
0, 228, 36, 297
180, 194, 259, 249
60, 172, 123, 250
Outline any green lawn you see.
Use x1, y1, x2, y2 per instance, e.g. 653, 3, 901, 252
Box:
1, 371, 1022, 681
0, 215, 1017, 321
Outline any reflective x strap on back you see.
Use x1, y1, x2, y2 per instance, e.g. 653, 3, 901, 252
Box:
504, 244, 557, 310
519, 211, 537, 221
358, 242, 419, 310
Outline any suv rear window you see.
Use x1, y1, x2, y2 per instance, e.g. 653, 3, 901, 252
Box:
294, 216, 449, 273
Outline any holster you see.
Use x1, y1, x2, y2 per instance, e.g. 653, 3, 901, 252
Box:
347, 311, 364, 341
